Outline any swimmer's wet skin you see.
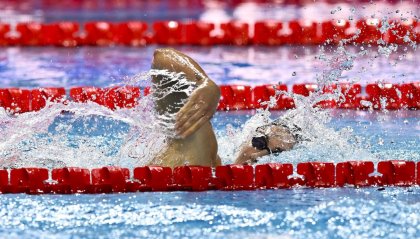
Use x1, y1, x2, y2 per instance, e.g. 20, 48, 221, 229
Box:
234, 124, 297, 165
147, 48, 297, 168
148, 48, 221, 168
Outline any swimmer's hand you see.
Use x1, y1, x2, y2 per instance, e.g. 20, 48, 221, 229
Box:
175, 79, 220, 138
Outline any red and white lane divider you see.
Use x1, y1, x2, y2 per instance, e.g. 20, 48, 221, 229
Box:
0, 83, 418, 114
0, 160, 418, 194
0, 19, 418, 47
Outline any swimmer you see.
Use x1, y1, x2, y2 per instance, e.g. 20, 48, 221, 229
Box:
148, 48, 298, 167
148, 48, 221, 168
234, 122, 302, 165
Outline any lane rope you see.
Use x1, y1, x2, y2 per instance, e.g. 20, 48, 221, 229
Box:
0, 19, 418, 46
1, 83, 418, 113
0, 161, 418, 194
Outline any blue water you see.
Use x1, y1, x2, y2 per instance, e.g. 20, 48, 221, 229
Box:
0, 46, 419, 239
0, 46, 418, 88
0, 188, 419, 239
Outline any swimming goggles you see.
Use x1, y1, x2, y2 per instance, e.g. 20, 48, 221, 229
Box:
251, 135, 283, 154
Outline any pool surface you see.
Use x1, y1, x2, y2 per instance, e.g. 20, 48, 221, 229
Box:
0, 46, 418, 88
0, 188, 419, 239
0, 34, 419, 239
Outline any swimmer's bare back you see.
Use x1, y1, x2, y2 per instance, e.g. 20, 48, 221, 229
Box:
148, 48, 222, 168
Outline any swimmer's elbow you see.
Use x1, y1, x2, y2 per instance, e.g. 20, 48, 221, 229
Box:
153, 48, 174, 58
207, 79, 221, 100
152, 48, 170, 69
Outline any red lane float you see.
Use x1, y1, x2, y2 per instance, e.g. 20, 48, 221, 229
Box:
9, 168, 49, 194
0, 19, 419, 46
321, 20, 352, 44
0, 170, 8, 192
253, 21, 283, 45
70, 86, 141, 109
255, 163, 293, 189
337, 83, 362, 109
84, 21, 116, 46
115, 21, 148, 46
1, 83, 420, 112
70, 86, 105, 104
173, 166, 213, 191
0, 23, 10, 46
377, 160, 415, 186
251, 84, 294, 110
215, 165, 254, 190
134, 166, 172, 191
0, 161, 419, 194
152, 21, 184, 45
103, 86, 141, 109
0, 87, 65, 113
288, 20, 322, 44
51, 167, 91, 194
43, 22, 79, 47
219, 22, 250, 45
31, 87, 66, 111
297, 162, 335, 187
91, 167, 130, 193
292, 83, 336, 108
400, 82, 420, 109
366, 83, 402, 110
387, 19, 417, 44
218, 85, 253, 110
336, 161, 384, 187
354, 19, 383, 44
7, 88, 31, 113
0, 88, 31, 113
16, 22, 45, 46
417, 162, 420, 185
184, 21, 215, 45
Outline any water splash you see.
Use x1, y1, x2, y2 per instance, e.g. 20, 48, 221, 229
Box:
0, 69, 194, 170
219, 6, 417, 164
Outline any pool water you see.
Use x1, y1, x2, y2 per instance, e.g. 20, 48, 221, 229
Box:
0, 46, 418, 88
0, 45, 419, 239
0, 188, 419, 239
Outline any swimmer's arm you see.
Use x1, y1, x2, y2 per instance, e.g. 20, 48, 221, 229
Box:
152, 48, 221, 138
176, 79, 220, 138
234, 144, 269, 165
